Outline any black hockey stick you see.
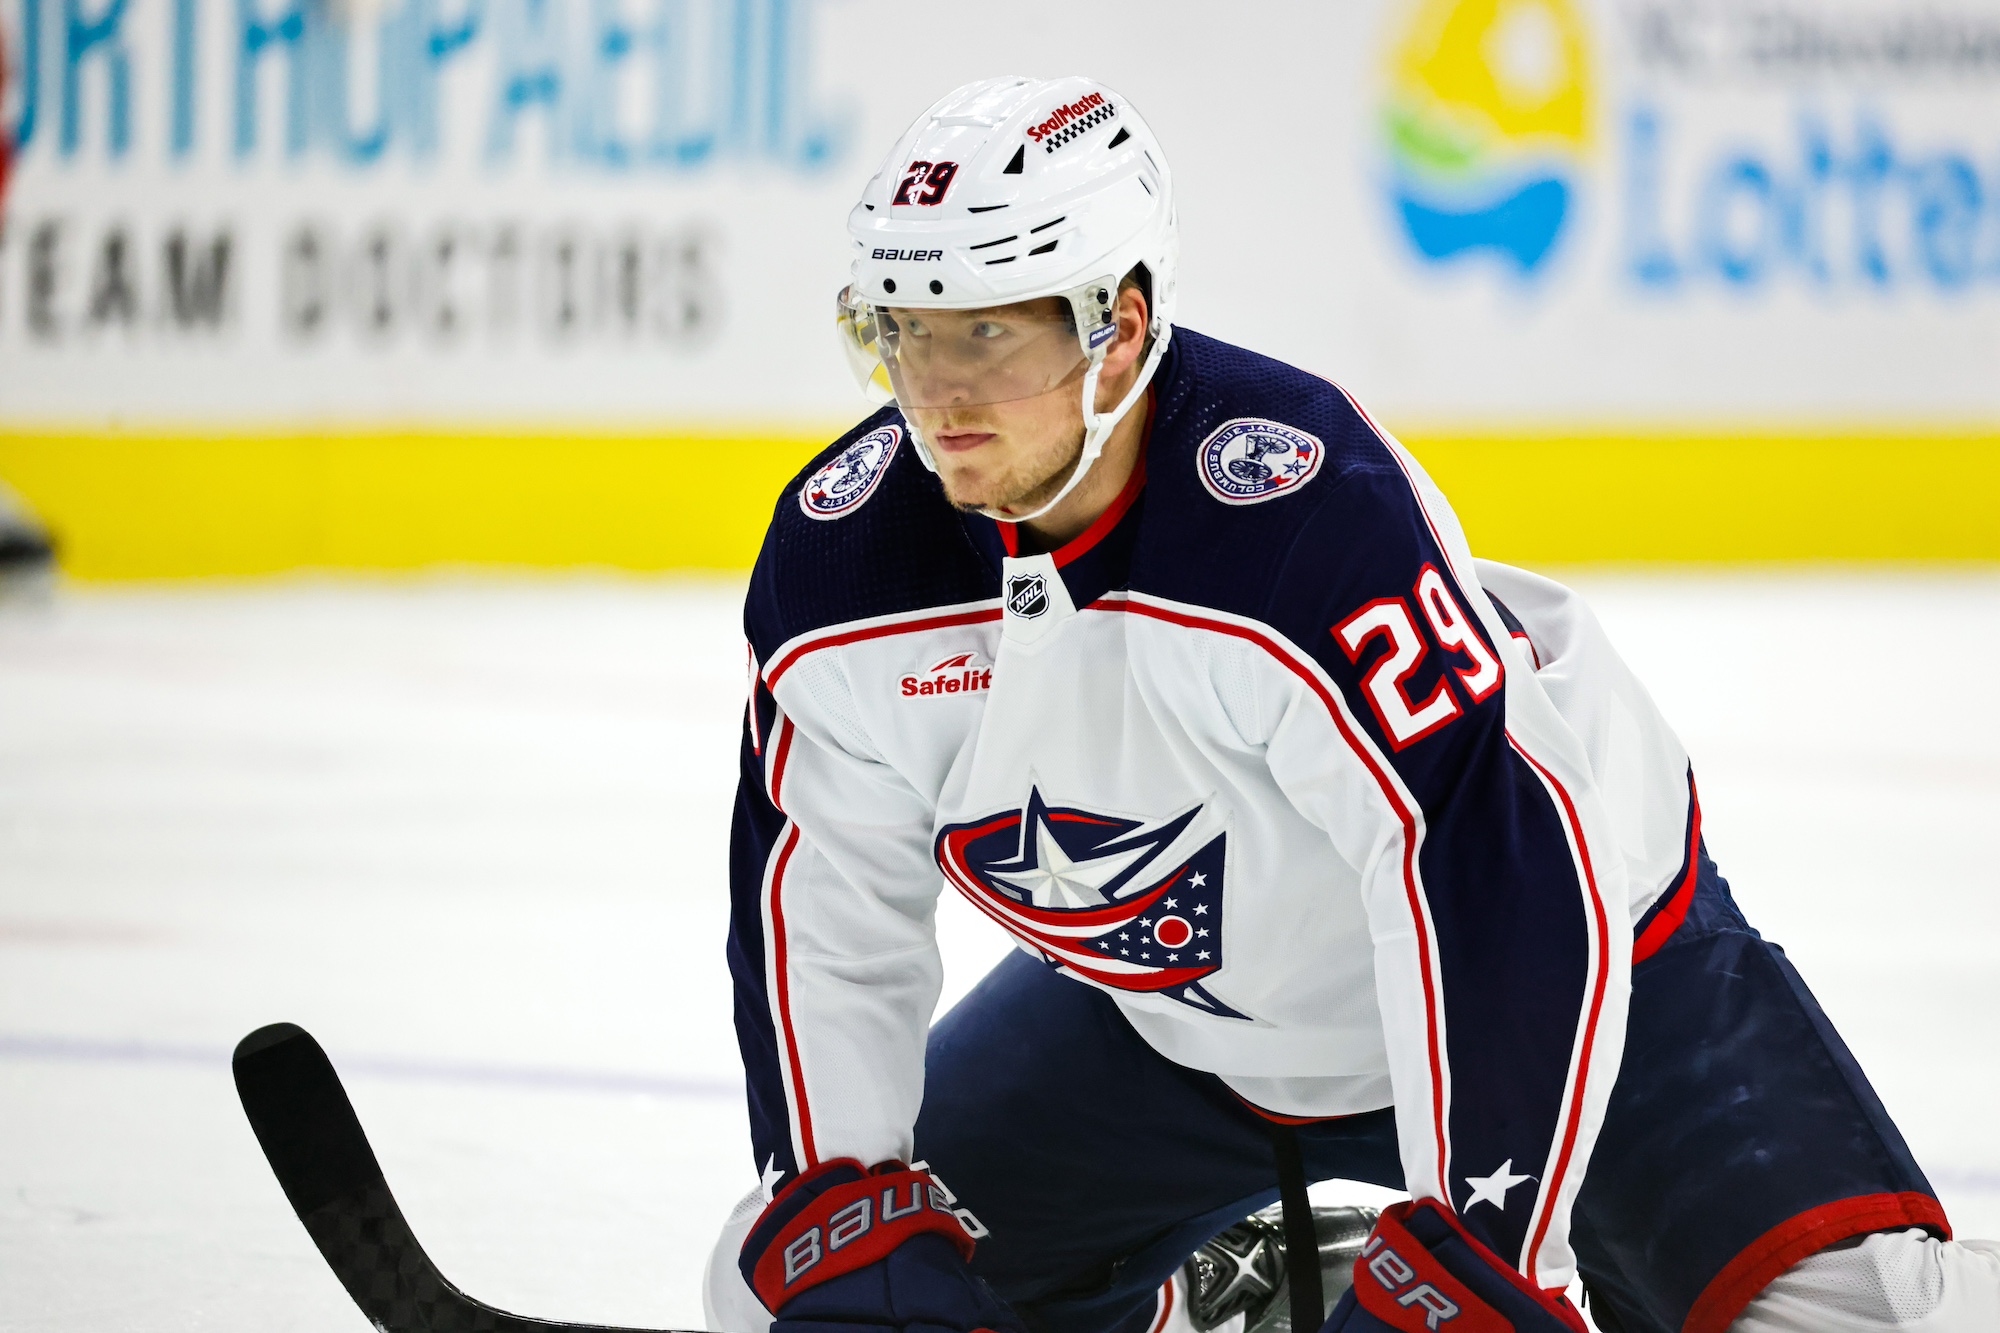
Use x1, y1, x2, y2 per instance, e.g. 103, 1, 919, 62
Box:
233, 1022, 698, 1333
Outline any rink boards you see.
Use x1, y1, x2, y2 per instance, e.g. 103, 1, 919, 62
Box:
2, 425, 1997, 577
5, 0, 2000, 573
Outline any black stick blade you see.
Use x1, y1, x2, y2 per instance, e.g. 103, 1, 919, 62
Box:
234, 1023, 388, 1219
233, 1023, 693, 1333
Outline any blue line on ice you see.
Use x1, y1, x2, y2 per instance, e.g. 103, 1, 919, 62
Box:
0, 1031, 742, 1100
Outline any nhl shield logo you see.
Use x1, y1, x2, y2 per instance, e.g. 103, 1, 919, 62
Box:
1005, 573, 1049, 619
1197, 419, 1324, 505
800, 425, 901, 520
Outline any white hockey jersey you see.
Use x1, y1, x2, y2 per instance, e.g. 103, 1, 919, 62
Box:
728, 330, 1701, 1290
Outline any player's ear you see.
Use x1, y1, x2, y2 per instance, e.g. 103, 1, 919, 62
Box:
1102, 282, 1150, 380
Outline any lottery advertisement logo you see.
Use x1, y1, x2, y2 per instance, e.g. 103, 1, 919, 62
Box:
799, 426, 901, 520
935, 788, 1245, 1019
1382, 0, 1591, 277
1198, 419, 1324, 505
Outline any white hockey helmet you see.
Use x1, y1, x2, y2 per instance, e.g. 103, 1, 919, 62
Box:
837, 75, 1178, 521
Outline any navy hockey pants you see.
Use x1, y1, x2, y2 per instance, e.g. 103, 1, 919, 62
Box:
911, 854, 1946, 1333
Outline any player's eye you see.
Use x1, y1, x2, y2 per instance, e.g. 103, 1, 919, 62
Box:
970, 321, 1007, 340
901, 317, 930, 338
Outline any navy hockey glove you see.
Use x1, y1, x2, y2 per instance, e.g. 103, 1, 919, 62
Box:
739, 1158, 1024, 1333
1322, 1200, 1586, 1333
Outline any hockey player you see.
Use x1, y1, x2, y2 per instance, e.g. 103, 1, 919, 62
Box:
707, 77, 1999, 1333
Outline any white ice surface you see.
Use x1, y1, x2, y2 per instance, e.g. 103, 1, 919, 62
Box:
1, 573, 1996, 1332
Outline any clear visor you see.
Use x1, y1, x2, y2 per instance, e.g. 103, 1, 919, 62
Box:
836, 282, 1118, 410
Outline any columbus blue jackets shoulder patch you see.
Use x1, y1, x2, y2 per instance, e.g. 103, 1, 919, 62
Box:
800, 425, 902, 520
1197, 418, 1324, 505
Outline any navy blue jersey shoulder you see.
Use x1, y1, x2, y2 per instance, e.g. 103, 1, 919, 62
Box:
745, 407, 998, 661
1130, 329, 1519, 809
1136, 340, 1605, 1271
1129, 327, 1425, 630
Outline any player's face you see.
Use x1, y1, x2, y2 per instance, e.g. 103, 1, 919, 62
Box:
894, 293, 1145, 517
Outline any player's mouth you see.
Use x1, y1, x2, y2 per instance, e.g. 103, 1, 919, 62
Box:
930, 429, 998, 455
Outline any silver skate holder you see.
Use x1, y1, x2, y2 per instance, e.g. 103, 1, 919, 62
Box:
1183, 1205, 1378, 1333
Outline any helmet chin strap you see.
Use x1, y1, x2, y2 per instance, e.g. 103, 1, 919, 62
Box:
972, 328, 1172, 527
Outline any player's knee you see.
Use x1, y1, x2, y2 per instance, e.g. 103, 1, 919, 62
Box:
1729, 1230, 2000, 1332
704, 1188, 774, 1333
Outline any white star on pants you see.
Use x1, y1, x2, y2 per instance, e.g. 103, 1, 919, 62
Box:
1463, 1159, 1532, 1210
758, 1155, 786, 1202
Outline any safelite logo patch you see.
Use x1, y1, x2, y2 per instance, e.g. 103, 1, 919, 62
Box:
900, 651, 992, 699
800, 425, 900, 520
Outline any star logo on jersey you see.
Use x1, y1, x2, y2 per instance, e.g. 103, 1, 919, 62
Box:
1197, 418, 1324, 506
799, 425, 901, 520
935, 788, 1245, 1018
1463, 1160, 1534, 1211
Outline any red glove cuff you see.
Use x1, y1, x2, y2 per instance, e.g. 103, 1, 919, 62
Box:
748, 1161, 976, 1313
1353, 1201, 1587, 1333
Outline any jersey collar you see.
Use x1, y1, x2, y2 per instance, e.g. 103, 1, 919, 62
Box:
980, 394, 1153, 611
